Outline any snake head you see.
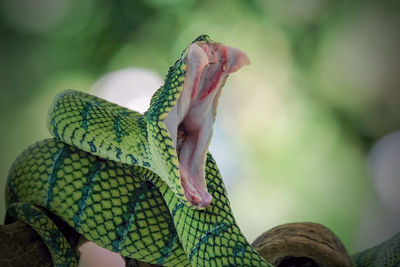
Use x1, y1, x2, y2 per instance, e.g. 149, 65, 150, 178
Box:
158, 35, 250, 208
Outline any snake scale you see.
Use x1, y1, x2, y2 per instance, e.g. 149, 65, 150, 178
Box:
5, 35, 400, 266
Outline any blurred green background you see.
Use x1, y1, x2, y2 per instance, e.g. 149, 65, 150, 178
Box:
1, 0, 400, 255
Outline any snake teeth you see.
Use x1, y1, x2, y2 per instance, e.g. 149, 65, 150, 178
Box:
164, 40, 250, 208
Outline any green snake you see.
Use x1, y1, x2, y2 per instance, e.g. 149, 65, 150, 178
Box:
5, 35, 400, 266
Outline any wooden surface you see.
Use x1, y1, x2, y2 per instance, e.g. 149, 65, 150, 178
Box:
0, 220, 352, 266
253, 222, 352, 267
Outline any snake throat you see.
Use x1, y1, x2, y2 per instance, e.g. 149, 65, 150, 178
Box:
164, 40, 250, 208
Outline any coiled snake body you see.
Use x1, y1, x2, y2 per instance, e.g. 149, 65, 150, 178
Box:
5, 35, 400, 266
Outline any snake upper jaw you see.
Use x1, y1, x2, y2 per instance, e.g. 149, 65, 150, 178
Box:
164, 40, 250, 208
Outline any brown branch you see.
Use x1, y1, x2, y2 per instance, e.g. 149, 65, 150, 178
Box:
253, 222, 352, 267
0, 220, 52, 267
0, 221, 159, 267
1, 221, 352, 266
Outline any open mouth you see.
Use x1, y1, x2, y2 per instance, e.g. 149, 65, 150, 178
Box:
163, 41, 250, 208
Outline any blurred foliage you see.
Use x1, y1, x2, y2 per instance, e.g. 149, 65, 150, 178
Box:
1, 0, 399, 253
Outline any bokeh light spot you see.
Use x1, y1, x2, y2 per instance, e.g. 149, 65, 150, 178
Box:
1, 0, 71, 33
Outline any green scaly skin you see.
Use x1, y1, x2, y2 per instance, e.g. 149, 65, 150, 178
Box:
351, 232, 400, 267
6, 35, 270, 266
5, 35, 400, 266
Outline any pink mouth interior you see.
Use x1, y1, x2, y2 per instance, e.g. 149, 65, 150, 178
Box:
163, 41, 250, 207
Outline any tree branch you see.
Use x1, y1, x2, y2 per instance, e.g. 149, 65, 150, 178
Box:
0, 221, 352, 266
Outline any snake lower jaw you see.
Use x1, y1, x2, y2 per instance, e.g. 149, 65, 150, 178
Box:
180, 164, 213, 208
